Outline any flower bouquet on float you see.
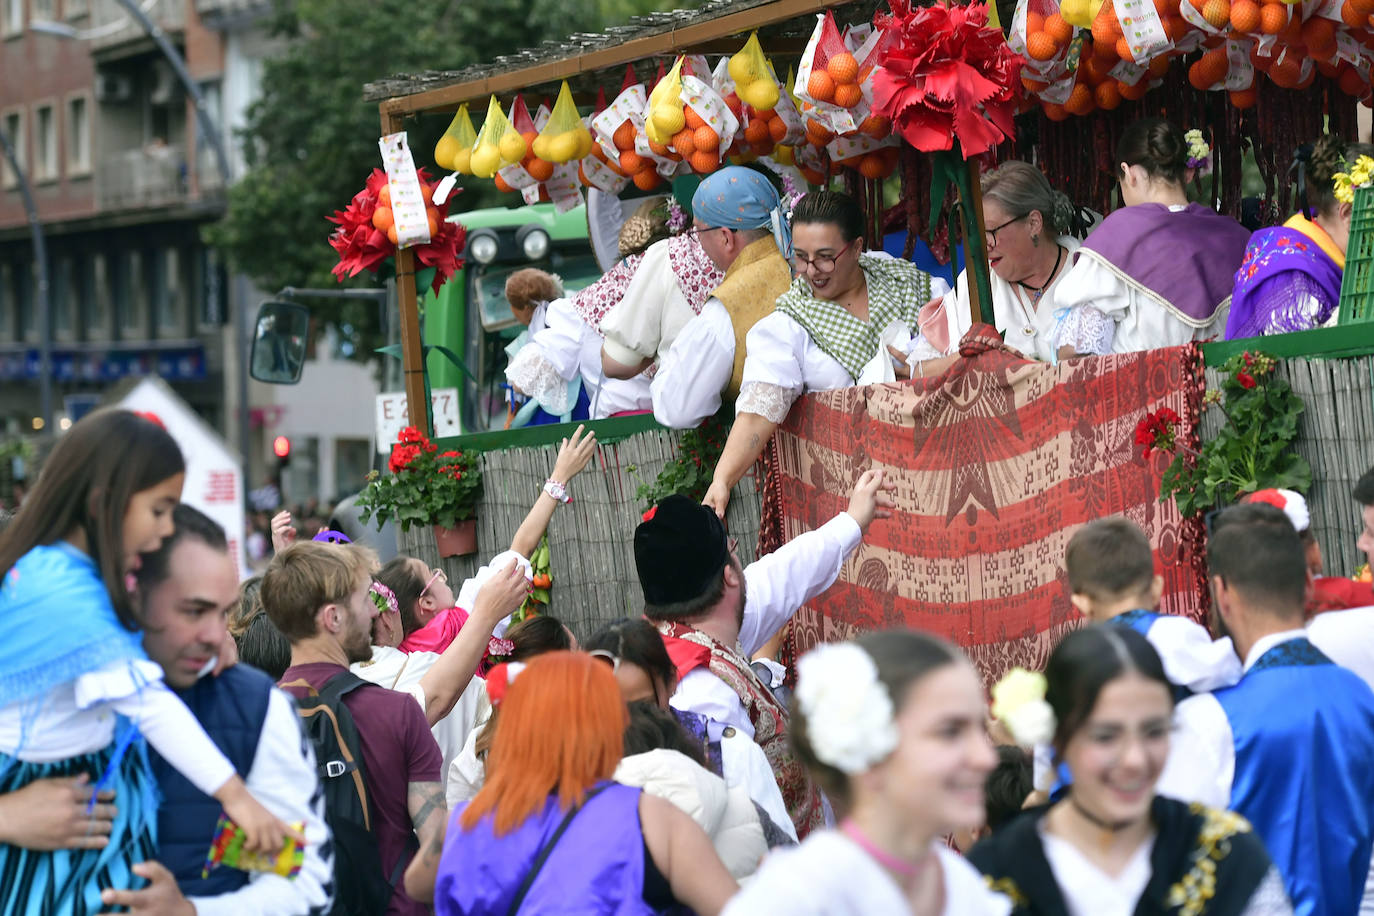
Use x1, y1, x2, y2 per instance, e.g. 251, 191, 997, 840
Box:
356, 425, 483, 557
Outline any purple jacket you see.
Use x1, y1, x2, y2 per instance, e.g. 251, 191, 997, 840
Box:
436, 782, 663, 915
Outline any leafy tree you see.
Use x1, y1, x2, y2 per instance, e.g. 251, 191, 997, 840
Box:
207, 0, 681, 355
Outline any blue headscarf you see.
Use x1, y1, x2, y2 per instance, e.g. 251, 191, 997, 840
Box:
691, 166, 792, 257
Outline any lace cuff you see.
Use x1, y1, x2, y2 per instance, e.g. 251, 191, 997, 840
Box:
906, 334, 947, 364
1053, 306, 1114, 356
736, 381, 797, 424
505, 347, 570, 415
1241, 865, 1294, 915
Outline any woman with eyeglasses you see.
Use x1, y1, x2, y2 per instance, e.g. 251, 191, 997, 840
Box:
585, 618, 796, 844
1052, 118, 1250, 356
701, 190, 952, 519
937, 161, 1087, 364
969, 625, 1289, 915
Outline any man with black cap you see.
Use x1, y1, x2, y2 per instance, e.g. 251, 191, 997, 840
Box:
635, 468, 893, 839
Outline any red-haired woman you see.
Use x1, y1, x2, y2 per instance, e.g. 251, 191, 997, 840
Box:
408, 651, 738, 915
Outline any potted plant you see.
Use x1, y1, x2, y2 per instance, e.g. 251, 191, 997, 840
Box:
357, 425, 483, 556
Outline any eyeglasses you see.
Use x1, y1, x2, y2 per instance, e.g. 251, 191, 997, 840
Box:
985, 214, 1027, 248
419, 567, 447, 598
588, 649, 620, 672
790, 239, 856, 273
687, 225, 731, 242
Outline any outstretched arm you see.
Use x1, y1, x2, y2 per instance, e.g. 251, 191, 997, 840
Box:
509, 424, 598, 559
702, 412, 777, 521
404, 781, 448, 904
416, 561, 528, 725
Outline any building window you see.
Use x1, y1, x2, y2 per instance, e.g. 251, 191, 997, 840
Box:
34, 104, 57, 182
2, 0, 22, 37
31, 0, 55, 20
65, 95, 89, 176
160, 247, 183, 335
120, 251, 147, 339
67, 0, 90, 18
52, 255, 74, 340
1, 109, 22, 189
0, 264, 11, 342
87, 254, 112, 341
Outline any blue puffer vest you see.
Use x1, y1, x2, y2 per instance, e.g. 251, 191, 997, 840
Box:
149, 663, 274, 896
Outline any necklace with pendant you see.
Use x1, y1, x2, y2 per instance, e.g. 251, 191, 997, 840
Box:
1013, 244, 1065, 336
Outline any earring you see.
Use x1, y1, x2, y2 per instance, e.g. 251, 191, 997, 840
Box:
1031, 234, 1040, 246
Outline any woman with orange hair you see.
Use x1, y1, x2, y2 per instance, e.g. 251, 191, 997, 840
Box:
408, 651, 738, 915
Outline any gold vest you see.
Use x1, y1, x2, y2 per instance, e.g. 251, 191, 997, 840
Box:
711, 236, 794, 400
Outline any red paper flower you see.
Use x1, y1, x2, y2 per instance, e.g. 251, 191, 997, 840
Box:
641, 506, 657, 522
871, 0, 1023, 157
327, 168, 467, 296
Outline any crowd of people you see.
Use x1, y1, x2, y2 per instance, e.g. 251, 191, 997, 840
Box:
1, 112, 1372, 916
1, 405, 1373, 914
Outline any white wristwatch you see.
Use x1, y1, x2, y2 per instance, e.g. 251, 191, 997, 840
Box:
543, 478, 570, 503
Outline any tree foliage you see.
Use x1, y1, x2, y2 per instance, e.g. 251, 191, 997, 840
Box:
206, 0, 681, 325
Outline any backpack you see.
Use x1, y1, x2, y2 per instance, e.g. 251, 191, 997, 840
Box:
282, 670, 406, 916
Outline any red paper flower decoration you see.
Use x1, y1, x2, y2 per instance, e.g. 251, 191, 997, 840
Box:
327, 168, 466, 296
872, 0, 1023, 157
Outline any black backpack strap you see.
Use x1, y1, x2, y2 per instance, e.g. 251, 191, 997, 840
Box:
505, 784, 611, 916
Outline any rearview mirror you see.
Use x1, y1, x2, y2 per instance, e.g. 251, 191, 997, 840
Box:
250, 301, 309, 384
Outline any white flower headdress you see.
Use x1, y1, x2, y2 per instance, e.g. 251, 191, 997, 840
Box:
796, 643, 900, 775
990, 667, 1056, 747
1184, 129, 1212, 177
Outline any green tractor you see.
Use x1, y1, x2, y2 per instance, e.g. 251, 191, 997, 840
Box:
424, 202, 602, 433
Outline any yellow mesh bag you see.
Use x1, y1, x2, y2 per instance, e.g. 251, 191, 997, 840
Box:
435, 103, 478, 173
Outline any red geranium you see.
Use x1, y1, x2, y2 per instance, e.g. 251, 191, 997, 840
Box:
327, 168, 466, 296
871, 0, 1023, 156
359, 426, 483, 532
1135, 407, 1181, 460
1236, 371, 1257, 389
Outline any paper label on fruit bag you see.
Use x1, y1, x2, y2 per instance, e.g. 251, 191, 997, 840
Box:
1008, 0, 1030, 57
1178, 0, 1226, 37
498, 161, 539, 191
795, 140, 826, 174
1311, 0, 1341, 20
681, 74, 741, 149
828, 131, 898, 161
1224, 38, 1256, 89
1113, 0, 1170, 63
593, 86, 648, 160
1336, 29, 1364, 64
771, 80, 806, 145
581, 152, 630, 194
378, 132, 432, 249
1040, 69, 1077, 105
843, 23, 873, 50
1109, 57, 1149, 85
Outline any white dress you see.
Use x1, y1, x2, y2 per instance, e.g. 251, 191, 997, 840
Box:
504, 296, 652, 419
599, 237, 701, 368
723, 831, 1013, 915
940, 237, 1085, 363
1054, 205, 1229, 352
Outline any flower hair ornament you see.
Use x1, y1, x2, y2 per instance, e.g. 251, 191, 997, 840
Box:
368, 581, 399, 618
1184, 129, 1212, 177
665, 197, 688, 235
990, 667, 1056, 747
1333, 155, 1374, 206
796, 643, 900, 775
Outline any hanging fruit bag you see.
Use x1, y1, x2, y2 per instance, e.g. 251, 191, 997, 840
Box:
435, 103, 478, 173
533, 81, 594, 164
470, 96, 522, 178
794, 11, 864, 134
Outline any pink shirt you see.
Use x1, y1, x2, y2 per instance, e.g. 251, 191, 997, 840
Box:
399, 606, 470, 655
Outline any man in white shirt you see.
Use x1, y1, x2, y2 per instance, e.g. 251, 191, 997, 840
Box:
1157, 502, 1374, 916
635, 468, 894, 838
104, 505, 333, 915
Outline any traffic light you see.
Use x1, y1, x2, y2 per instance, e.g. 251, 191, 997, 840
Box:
273, 436, 292, 468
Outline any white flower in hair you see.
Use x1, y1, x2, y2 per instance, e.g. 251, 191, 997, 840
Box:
990, 667, 1056, 747
796, 643, 900, 775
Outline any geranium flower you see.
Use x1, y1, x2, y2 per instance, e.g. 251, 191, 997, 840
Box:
389, 443, 422, 473
871, 0, 1022, 157
1135, 407, 1181, 460
1236, 370, 1257, 389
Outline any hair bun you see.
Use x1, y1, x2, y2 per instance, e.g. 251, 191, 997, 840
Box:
1308, 135, 1347, 186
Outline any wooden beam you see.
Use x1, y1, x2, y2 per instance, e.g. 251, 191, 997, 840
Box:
378, 0, 849, 118
381, 107, 432, 439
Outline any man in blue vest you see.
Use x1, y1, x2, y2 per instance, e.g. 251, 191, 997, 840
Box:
1157, 501, 1374, 916
100, 504, 333, 914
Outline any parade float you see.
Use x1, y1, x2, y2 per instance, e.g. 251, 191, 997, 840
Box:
335, 0, 1374, 683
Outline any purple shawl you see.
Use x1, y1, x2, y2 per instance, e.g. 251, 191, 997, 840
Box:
1226, 218, 1343, 340
1080, 203, 1252, 325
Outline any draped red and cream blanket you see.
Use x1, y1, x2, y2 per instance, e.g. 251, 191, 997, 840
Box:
759, 326, 1207, 686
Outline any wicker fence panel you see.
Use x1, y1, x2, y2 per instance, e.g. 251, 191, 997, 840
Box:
399, 428, 764, 642
1201, 353, 1374, 577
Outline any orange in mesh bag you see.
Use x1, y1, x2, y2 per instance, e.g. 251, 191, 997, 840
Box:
532, 81, 594, 164
434, 103, 478, 173
797, 11, 850, 106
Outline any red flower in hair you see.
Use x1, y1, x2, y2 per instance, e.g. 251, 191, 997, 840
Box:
133, 410, 166, 429
641, 506, 657, 522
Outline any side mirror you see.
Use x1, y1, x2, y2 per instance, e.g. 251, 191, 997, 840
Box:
249, 301, 310, 384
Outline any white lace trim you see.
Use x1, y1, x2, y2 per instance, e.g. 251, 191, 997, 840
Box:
1053, 305, 1115, 356
736, 381, 797, 424
1241, 865, 1294, 915
906, 334, 946, 364
505, 347, 570, 415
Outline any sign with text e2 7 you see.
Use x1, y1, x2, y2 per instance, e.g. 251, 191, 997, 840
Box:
375, 389, 461, 453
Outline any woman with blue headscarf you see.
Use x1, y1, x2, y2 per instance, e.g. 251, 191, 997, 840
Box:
700, 190, 954, 520
604, 167, 794, 430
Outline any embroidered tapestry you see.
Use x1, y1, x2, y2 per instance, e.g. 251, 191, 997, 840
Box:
759, 326, 1208, 686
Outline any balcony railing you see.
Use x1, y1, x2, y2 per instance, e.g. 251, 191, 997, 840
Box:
97, 144, 189, 209
88, 0, 186, 54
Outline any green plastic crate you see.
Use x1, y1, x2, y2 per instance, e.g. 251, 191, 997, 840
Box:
1338, 185, 1374, 325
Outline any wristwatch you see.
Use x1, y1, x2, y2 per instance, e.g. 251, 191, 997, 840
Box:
543, 478, 570, 503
